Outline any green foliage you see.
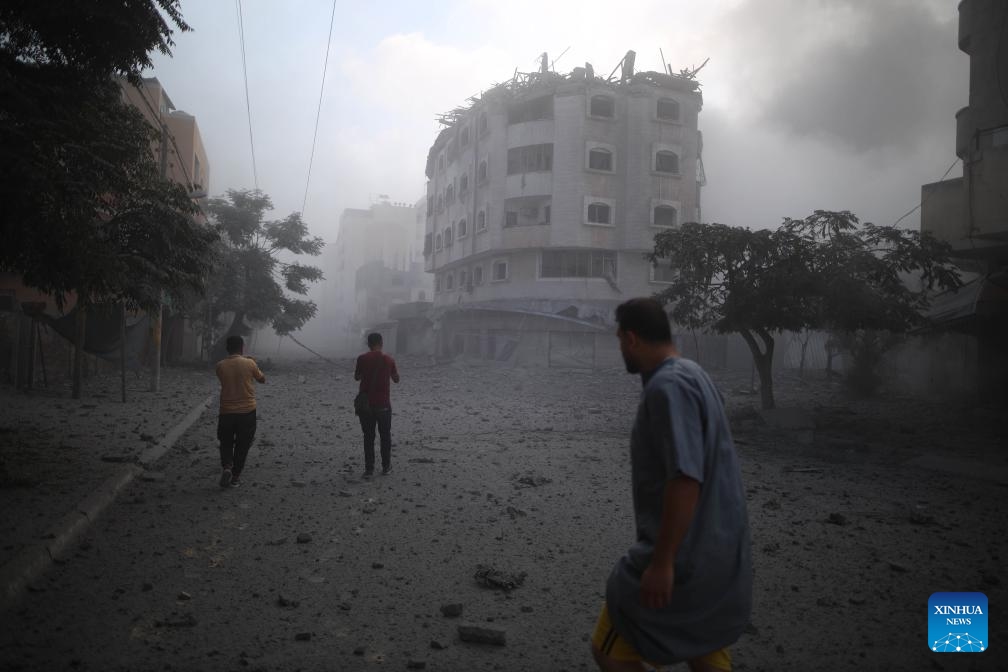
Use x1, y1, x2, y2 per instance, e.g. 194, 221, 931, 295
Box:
0, 1, 216, 313
0, 0, 189, 85
205, 190, 325, 338
650, 211, 962, 406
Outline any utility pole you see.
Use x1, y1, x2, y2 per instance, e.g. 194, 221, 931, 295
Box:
151, 118, 168, 392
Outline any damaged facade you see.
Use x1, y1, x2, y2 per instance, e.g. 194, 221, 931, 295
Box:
423, 52, 704, 366
919, 0, 1008, 397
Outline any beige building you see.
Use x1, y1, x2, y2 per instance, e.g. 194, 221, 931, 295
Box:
920, 0, 1007, 397
423, 52, 703, 366
120, 77, 212, 361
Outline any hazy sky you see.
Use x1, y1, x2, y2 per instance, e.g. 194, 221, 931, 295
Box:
147, 0, 967, 245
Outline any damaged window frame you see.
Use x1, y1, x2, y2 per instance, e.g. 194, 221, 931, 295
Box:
587, 146, 614, 172
491, 259, 509, 282
589, 94, 615, 119
654, 150, 680, 175
507, 94, 554, 125
444, 226, 453, 248
586, 200, 613, 226
656, 97, 680, 122
435, 233, 443, 251
540, 249, 618, 280
477, 209, 487, 232
507, 143, 553, 175
478, 159, 488, 184
457, 217, 468, 238
473, 265, 484, 285
652, 204, 678, 228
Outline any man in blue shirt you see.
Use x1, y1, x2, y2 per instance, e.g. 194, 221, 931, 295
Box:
591, 298, 752, 671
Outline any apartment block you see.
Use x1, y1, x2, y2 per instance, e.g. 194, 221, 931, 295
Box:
422, 52, 703, 366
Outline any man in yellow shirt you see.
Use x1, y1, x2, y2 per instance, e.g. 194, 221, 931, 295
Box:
215, 335, 266, 488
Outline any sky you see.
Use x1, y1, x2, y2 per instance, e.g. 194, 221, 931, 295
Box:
146, 0, 967, 246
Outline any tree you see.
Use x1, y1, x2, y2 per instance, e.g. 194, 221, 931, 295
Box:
650, 211, 961, 408
650, 222, 819, 409
783, 210, 962, 396
204, 190, 324, 350
0, 0, 213, 312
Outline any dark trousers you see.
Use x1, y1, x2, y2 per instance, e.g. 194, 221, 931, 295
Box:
218, 410, 257, 477
358, 408, 391, 472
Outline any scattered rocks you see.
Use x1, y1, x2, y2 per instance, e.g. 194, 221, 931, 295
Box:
296, 533, 312, 544
294, 632, 311, 641
277, 595, 300, 608
888, 561, 908, 573
474, 564, 526, 592
440, 603, 463, 618
352, 646, 366, 656
429, 639, 450, 650
141, 582, 154, 592
406, 660, 426, 670
826, 513, 847, 526
372, 562, 384, 569
141, 471, 165, 482
176, 591, 192, 601
458, 624, 506, 646
154, 613, 197, 628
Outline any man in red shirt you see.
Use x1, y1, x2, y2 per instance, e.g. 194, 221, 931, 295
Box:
354, 332, 400, 478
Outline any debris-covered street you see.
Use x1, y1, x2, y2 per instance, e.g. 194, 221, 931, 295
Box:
1, 359, 1004, 671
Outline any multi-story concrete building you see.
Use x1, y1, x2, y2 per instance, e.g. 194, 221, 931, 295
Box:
920, 0, 1007, 396
320, 197, 431, 354
423, 53, 703, 366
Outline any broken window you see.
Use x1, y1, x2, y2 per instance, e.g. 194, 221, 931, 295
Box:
477, 210, 486, 231
590, 95, 614, 118
444, 226, 453, 247
541, 250, 617, 279
507, 144, 553, 175
492, 260, 508, 281
473, 265, 484, 285
478, 160, 488, 183
459, 173, 469, 193
543, 205, 551, 225
508, 95, 553, 124
446, 273, 454, 289
457, 218, 467, 237
657, 98, 680, 121
505, 211, 518, 227
588, 147, 613, 171
653, 205, 677, 227
437, 194, 444, 212
435, 233, 443, 250
423, 233, 433, 255
446, 184, 454, 203
655, 151, 679, 174
587, 202, 611, 224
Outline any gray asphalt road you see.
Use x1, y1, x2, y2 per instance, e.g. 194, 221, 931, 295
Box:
1, 359, 1005, 671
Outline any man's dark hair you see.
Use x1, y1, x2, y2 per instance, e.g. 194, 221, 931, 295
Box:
367, 332, 383, 348
225, 335, 244, 354
615, 298, 674, 344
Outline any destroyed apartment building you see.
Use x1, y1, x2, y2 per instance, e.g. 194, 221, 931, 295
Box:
423, 50, 704, 367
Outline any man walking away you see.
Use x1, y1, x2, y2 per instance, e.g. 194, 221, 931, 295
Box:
590, 298, 752, 671
215, 335, 266, 488
354, 332, 400, 479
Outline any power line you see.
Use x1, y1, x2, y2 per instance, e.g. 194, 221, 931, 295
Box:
890, 157, 961, 228
302, 0, 338, 217
236, 0, 259, 191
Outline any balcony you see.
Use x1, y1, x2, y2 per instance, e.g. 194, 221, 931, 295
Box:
506, 171, 553, 198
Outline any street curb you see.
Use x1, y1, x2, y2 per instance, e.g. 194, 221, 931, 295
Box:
0, 394, 212, 612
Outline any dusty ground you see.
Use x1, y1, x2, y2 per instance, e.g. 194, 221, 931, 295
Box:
0, 357, 1005, 671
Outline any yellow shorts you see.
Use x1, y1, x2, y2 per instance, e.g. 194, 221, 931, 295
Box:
591, 602, 732, 671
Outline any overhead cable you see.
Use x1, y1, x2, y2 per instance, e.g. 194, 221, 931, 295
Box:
302, 0, 338, 217
236, 0, 259, 190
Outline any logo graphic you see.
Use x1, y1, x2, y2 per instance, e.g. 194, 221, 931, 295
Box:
929, 592, 988, 653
